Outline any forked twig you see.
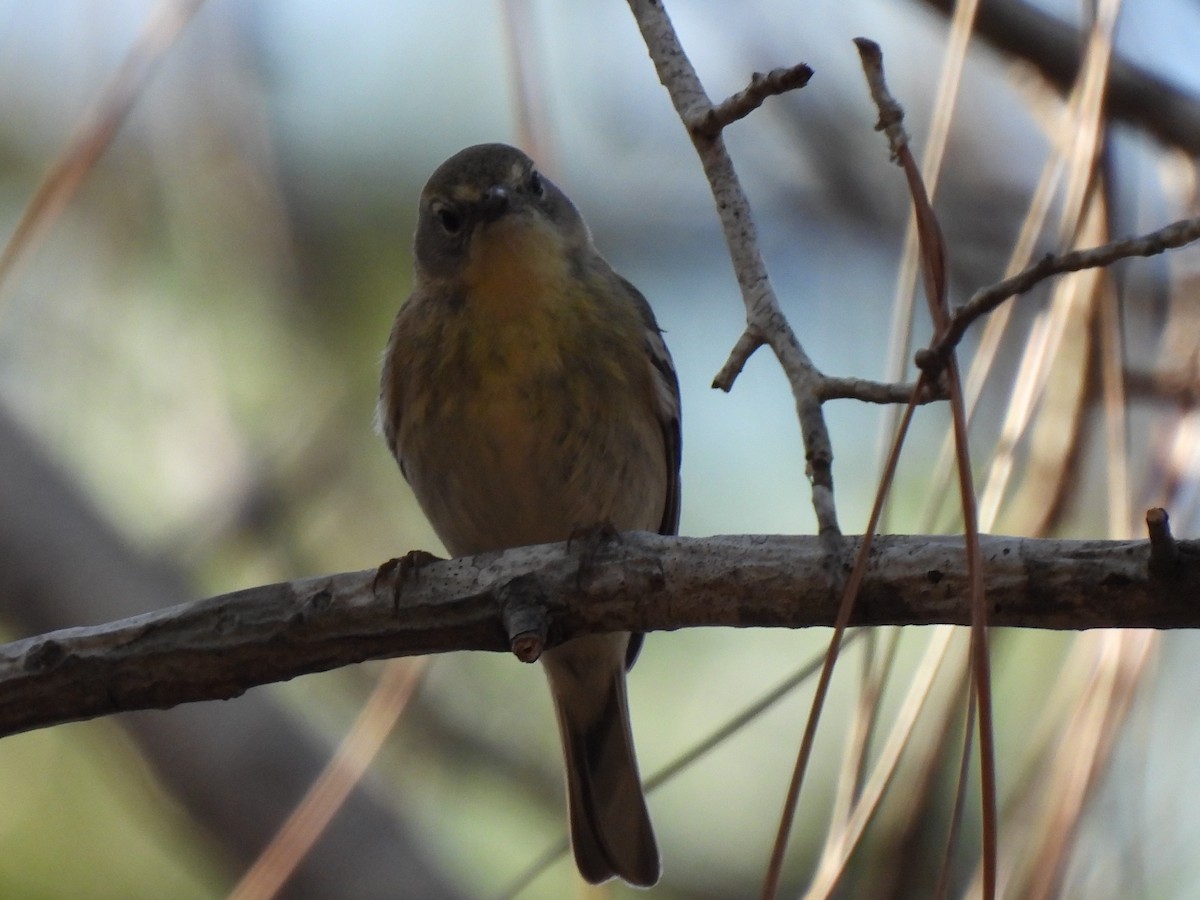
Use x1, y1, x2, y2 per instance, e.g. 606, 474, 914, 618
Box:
918, 215, 1200, 375
625, 0, 841, 543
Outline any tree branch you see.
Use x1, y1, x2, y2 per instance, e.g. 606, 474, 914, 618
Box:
3, 530, 1198, 740
691, 63, 815, 137
818, 375, 944, 404
625, 0, 842, 543
918, 215, 1200, 373
916, 0, 1200, 154
0, 405, 463, 898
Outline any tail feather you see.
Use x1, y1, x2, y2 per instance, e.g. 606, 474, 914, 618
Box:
542, 634, 659, 887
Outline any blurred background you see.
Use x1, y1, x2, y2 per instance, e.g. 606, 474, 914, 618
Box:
0, 0, 1199, 897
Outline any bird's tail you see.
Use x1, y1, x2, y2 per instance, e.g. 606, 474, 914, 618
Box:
542, 633, 659, 887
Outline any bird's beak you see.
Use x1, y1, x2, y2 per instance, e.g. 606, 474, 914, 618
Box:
477, 185, 509, 223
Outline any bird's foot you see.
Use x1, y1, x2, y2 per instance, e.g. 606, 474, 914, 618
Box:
567, 522, 622, 589
373, 549, 443, 613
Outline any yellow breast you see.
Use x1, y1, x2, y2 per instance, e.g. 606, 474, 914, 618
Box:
462, 215, 572, 324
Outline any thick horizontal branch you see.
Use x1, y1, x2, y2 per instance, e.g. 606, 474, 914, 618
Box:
1, 531, 1198, 739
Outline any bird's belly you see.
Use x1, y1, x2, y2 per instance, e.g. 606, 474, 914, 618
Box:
404, 386, 666, 557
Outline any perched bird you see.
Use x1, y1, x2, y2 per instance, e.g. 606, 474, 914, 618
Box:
378, 143, 680, 887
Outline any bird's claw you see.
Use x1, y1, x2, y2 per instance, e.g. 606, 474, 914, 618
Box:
568, 522, 622, 588
373, 549, 443, 613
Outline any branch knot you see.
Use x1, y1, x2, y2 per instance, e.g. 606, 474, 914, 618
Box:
497, 574, 551, 663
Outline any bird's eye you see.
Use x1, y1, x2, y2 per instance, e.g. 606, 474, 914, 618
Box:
433, 203, 463, 234
528, 169, 545, 198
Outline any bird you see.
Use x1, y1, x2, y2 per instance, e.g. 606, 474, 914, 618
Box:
377, 142, 680, 886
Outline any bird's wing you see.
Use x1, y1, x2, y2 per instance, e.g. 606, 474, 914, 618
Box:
619, 275, 682, 539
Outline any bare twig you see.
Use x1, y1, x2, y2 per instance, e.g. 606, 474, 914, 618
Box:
691, 64, 815, 137
1146, 507, 1179, 577
712, 327, 766, 392
874, 0, 979, 530
625, 0, 840, 542
854, 39, 910, 160
918, 215, 1200, 373
818, 375, 944, 404
498, 573, 550, 661
914, 26, 1108, 533
616, 10, 1200, 894
718, 351, 942, 406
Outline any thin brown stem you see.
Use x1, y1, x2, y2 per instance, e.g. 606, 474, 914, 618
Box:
0, 0, 208, 308
760, 374, 925, 898
857, 35, 998, 897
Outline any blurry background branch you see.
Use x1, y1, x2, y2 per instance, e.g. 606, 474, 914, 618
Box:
918, 0, 1200, 152
3, 527, 1197, 740
0, 402, 462, 899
